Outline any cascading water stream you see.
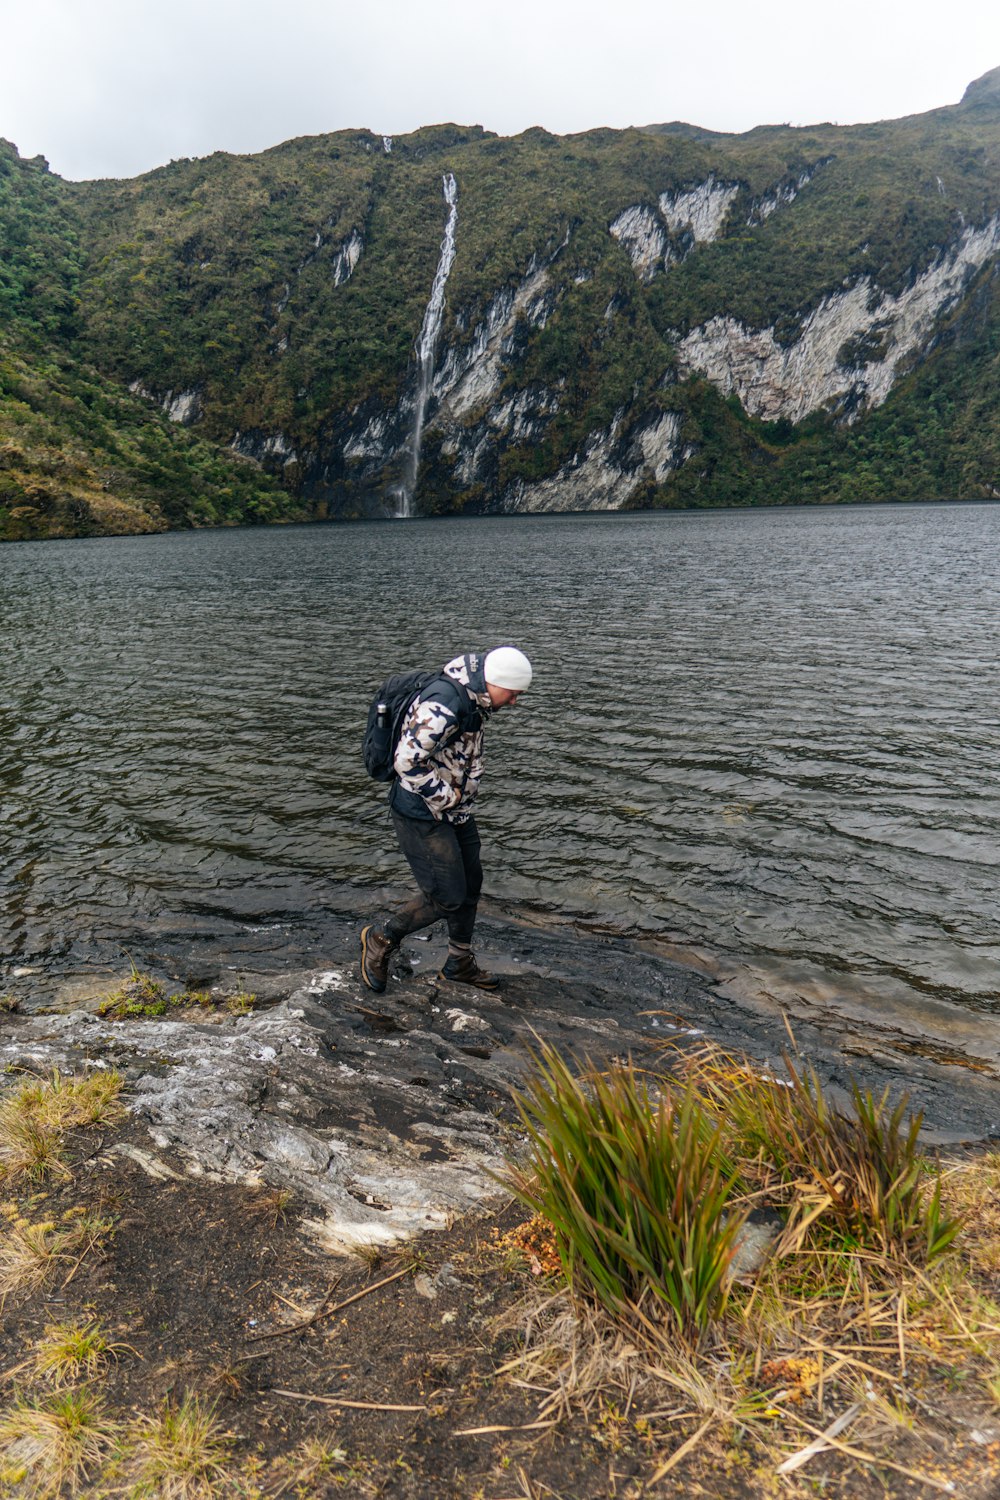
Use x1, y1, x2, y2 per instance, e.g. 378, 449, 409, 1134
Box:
398, 172, 458, 517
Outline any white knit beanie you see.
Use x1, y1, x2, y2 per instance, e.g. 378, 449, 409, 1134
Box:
484, 646, 533, 691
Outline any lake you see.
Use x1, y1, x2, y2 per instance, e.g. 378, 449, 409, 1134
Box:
2, 503, 998, 1065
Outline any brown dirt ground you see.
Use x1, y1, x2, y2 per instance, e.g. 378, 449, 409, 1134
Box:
2, 1118, 1000, 1499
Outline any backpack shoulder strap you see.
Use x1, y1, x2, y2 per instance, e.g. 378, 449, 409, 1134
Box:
416, 669, 482, 738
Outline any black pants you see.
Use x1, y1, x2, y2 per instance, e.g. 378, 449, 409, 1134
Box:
383, 810, 483, 947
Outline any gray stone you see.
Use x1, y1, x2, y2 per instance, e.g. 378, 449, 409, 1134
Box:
1, 917, 995, 1258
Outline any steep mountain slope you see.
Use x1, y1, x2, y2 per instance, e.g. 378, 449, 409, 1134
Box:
0, 143, 303, 540
4, 71, 1000, 537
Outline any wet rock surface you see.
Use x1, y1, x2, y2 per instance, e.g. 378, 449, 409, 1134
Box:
1, 915, 995, 1253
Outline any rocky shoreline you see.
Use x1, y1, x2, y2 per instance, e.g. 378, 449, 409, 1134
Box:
1, 915, 995, 1257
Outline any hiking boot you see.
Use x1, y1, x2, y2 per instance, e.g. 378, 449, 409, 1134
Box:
360, 925, 397, 993
438, 953, 500, 991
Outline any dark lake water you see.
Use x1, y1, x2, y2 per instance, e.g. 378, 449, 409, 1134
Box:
2, 504, 999, 1064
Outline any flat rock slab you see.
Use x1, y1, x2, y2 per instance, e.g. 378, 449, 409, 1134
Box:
1, 917, 996, 1253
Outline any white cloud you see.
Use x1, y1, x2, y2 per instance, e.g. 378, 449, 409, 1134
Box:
2, 0, 999, 179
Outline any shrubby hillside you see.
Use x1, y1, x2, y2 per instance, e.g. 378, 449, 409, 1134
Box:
3, 68, 1000, 538
0, 143, 301, 540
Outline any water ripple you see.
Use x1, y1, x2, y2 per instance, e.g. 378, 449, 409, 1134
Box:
2, 504, 999, 1046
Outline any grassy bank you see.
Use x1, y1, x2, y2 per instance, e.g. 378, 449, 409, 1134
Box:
0, 1026, 998, 1496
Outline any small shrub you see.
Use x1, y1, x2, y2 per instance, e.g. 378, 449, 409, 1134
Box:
29, 1317, 127, 1384
679, 1044, 963, 1265
225, 989, 257, 1015
128, 1391, 234, 1498
507, 1044, 746, 1340
494, 1213, 562, 1279
0, 1069, 123, 1184
98, 971, 169, 1019
0, 993, 20, 1013
0, 1384, 116, 1496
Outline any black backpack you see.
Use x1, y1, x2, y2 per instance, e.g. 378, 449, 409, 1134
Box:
362, 663, 481, 782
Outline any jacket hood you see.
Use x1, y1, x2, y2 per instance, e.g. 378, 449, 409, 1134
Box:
443, 652, 492, 711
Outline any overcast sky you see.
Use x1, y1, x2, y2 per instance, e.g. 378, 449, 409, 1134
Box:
4, 0, 999, 181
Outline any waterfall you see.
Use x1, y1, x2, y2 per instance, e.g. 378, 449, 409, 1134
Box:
397, 172, 458, 517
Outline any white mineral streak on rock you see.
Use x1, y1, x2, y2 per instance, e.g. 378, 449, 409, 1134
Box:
502, 408, 683, 513
748, 168, 815, 225
678, 216, 1000, 423
0, 999, 503, 1254
109, 1143, 184, 1181
488, 387, 560, 442
432, 262, 552, 421
163, 390, 201, 424
231, 429, 298, 465
445, 1008, 490, 1033
609, 204, 670, 281
343, 413, 389, 461
305, 970, 349, 995
659, 176, 739, 243
332, 229, 364, 287
638, 412, 683, 483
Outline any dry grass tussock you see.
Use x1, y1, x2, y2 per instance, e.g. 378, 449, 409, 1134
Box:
499, 1039, 1000, 1491
126, 1391, 236, 1499
23, 1317, 130, 1385
273, 1434, 350, 1493
674, 1041, 962, 1264
0, 1211, 111, 1303
499, 1236, 1000, 1489
0, 1068, 124, 1186
0, 1382, 234, 1499
0, 1384, 118, 1498
939, 1148, 1000, 1276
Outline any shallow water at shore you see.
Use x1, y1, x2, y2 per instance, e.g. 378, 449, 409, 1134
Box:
2, 503, 999, 1064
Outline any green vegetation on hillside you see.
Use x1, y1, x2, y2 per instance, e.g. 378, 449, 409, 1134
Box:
0, 141, 81, 341
3, 81, 1000, 539
0, 139, 306, 541
0, 341, 300, 542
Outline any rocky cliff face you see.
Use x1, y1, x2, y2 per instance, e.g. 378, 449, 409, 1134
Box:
677, 214, 1000, 425
299, 174, 1000, 515
56, 72, 1000, 524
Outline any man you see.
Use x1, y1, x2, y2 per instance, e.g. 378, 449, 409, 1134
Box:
360, 646, 532, 993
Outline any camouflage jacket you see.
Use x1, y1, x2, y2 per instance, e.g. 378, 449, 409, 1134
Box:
389, 653, 492, 823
